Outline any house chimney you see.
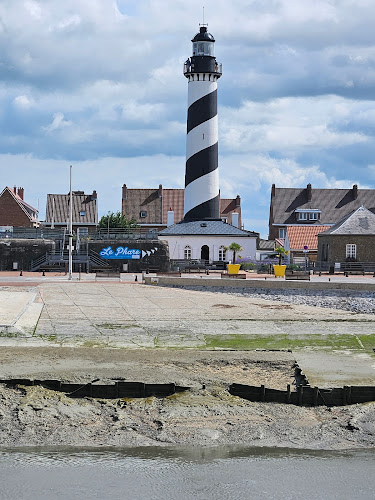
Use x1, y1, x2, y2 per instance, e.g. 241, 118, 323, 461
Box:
232, 211, 240, 228
13, 185, 17, 195
271, 184, 276, 198
158, 184, 163, 198
306, 183, 312, 202
91, 190, 97, 200
167, 208, 174, 227
122, 184, 127, 200
353, 184, 358, 200
17, 187, 24, 200
235, 195, 241, 208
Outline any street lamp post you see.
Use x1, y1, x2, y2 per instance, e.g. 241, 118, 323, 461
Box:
68, 165, 73, 280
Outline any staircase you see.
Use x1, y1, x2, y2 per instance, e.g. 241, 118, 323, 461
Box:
30, 250, 113, 272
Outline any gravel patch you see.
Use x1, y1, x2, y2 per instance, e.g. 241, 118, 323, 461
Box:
167, 285, 375, 315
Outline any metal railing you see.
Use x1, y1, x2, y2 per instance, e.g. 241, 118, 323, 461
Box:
0, 227, 159, 241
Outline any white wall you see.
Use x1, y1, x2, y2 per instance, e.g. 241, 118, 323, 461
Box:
159, 235, 257, 262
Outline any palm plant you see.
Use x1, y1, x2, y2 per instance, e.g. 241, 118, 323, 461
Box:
274, 246, 289, 265
228, 242, 243, 264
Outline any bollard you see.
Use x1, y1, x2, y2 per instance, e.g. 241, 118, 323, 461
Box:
42, 271, 45, 276
135, 275, 138, 282
20, 270, 23, 276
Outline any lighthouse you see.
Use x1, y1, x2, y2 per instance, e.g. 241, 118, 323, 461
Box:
183, 25, 222, 221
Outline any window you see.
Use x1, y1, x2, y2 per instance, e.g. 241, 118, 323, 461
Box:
140, 211, 147, 218
218, 246, 226, 261
346, 244, 357, 259
297, 212, 308, 221
184, 245, 192, 260
309, 212, 319, 220
279, 228, 286, 239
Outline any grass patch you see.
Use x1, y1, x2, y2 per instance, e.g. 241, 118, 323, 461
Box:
201, 334, 365, 351
356, 334, 375, 351
0, 330, 21, 338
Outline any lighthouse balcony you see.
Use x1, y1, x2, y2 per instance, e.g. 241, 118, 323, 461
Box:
183, 60, 222, 78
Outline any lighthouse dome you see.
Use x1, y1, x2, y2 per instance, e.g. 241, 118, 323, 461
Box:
192, 26, 215, 42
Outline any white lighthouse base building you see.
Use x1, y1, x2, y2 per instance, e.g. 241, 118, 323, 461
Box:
159, 220, 258, 264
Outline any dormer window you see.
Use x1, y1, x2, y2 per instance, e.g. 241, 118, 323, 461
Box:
295, 209, 321, 221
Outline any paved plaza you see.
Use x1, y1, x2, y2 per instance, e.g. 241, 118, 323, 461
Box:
0, 274, 374, 387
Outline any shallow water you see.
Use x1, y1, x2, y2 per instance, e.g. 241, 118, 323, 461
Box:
0, 446, 374, 500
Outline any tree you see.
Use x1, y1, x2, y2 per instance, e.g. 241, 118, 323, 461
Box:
99, 211, 138, 229
274, 246, 289, 265
228, 242, 243, 264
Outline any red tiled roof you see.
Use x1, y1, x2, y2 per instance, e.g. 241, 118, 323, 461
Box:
287, 225, 331, 251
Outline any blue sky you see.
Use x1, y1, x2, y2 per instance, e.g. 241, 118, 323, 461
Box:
1, 0, 375, 237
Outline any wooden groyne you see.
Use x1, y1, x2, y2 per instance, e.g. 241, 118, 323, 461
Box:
229, 383, 375, 407
0, 379, 190, 399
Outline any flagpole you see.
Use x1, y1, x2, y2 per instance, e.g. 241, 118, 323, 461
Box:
68, 165, 73, 280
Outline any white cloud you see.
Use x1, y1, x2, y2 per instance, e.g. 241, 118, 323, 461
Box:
43, 112, 72, 133
13, 95, 34, 109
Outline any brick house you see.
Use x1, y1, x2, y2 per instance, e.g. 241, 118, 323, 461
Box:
0, 186, 39, 228
121, 184, 242, 230
269, 183, 375, 241
317, 206, 375, 264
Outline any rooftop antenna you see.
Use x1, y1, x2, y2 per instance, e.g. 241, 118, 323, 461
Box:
200, 6, 207, 27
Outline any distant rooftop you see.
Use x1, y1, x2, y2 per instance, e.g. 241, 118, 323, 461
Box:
159, 220, 258, 237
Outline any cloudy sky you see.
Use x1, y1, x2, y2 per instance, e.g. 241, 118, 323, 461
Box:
1, 0, 375, 237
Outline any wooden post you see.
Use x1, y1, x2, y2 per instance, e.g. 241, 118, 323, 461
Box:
313, 386, 318, 406
347, 386, 352, 405
298, 385, 303, 406
286, 384, 291, 404
343, 386, 347, 405
261, 384, 266, 402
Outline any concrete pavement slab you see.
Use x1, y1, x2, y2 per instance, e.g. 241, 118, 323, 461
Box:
294, 350, 375, 388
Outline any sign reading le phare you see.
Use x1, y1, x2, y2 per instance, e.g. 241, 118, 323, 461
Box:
99, 246, 141, 260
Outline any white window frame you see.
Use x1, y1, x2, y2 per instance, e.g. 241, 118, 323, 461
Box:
346, 244, 357, 259
309, 212, 318, 220
279, 228, 286, 239
297, 212, 308, 221
218, 246, 226, 261
184, 245, 192, 260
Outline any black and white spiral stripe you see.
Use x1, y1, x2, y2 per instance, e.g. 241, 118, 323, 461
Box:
184, 78, 220, 220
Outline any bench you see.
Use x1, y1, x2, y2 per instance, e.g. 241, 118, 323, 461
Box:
341, 263, 365, 276
221, 273, 247, 279
186, 266, 207, 273
140, 268, 159, 274
285, 270, 310, 281
39, 265, 65, 273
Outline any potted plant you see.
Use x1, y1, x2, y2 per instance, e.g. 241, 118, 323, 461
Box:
273, 246, 289, 277
227, 242, 243, 274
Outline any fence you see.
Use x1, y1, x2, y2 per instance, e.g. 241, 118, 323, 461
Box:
1, 379, 189, 399
229, 383, 375, 406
